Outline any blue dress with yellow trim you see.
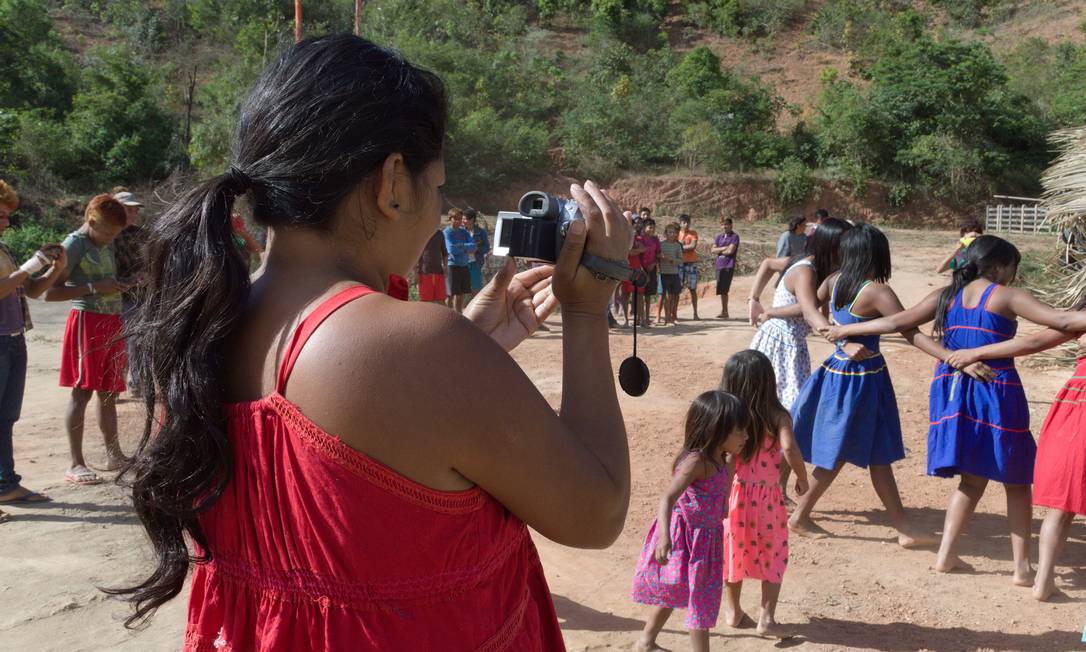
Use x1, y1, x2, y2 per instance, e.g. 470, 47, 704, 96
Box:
928, 283, 1035, 484
792, 281, 906, 470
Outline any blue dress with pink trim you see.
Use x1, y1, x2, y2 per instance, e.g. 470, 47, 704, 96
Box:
792, 281, 906, 470
928, 283, 1035, 484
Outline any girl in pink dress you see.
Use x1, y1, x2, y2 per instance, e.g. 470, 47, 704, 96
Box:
720, 350, 809, 639
632, 391, 750, 652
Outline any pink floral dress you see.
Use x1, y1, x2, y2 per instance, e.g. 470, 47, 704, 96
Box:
724, 436, 789, 584
630, 454, 730, 630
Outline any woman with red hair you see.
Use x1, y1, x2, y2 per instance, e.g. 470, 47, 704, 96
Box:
45, 194, 131, 485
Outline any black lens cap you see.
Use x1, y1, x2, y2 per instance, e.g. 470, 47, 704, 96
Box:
619, 355, 650, 397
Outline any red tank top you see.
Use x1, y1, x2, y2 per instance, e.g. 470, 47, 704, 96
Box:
183, 286, 565, 651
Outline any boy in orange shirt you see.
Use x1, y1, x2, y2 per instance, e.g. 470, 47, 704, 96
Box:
678, 214, 700, 320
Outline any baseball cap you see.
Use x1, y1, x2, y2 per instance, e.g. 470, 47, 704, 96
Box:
113, 191, 143, 207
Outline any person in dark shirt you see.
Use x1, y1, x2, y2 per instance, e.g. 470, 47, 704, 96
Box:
110, 189, 148, 395
416, 229, 448, 304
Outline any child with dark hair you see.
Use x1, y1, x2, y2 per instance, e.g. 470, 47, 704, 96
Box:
640, 218, 660, 327
633, 391, 750, 651
720, 350, 807, 638
789, 224, 948, 546
775, 216, 806, 258
945, 296, 1086, 601
659, 223, 684, 325
464, 209, 489, 296
712, 217, 739, 319
936, 219, 985, 274
827, 234, 1086, 583
678, 214, 700, 320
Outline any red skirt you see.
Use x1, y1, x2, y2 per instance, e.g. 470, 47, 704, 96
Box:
59, 309, 127, 393
1033, 359, 1086, 515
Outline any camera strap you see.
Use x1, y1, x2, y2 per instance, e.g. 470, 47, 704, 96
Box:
581, 253, 632, 283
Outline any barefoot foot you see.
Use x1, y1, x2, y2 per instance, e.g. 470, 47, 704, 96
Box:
896, 528, 939, 549
756, 620, 794, 640
1013, 567, 1036, 587
723, 611, 756, 629
934, 555, 974, 574
1032, 577, 1059, 602
788, 516, 830, 539
634, 638, 667, 652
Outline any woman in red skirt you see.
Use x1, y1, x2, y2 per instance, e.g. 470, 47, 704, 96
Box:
45, 194, 130, 486
948, 323, 1086, 601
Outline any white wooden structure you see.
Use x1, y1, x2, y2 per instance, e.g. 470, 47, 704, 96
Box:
985, 195, 1052, 234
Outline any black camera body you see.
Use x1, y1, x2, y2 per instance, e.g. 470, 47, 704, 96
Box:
492, 192, 581, 263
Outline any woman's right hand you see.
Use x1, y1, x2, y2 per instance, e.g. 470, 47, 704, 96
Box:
552, 181, 632, 316
653, 534, 672, 564
748, 299, 764, 326
962, 361, 996, 382
945, 349, 980, 369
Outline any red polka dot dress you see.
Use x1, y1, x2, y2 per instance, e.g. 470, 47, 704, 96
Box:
724, 436, 789, 584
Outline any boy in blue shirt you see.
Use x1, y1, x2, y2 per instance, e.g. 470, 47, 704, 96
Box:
443, 209, 475, 313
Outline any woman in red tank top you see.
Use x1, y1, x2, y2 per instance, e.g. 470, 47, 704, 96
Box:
110, 35, 633, 651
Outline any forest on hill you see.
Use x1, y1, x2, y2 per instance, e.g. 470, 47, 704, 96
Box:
2, 0, 1086, 251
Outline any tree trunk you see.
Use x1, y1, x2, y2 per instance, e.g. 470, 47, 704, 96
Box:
181, 66, 197, 171
294, 0, 303, 42
354, 0, 364, 35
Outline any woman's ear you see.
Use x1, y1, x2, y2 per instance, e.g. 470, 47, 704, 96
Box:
375, 153, 407, 222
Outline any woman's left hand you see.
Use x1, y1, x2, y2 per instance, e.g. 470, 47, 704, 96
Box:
464, 258, 559, 352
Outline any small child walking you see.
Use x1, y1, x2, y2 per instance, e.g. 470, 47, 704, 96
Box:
720, 350, 808, 638
633, 391, 750, 652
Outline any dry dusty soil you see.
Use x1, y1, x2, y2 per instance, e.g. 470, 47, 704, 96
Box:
0, 227, 1081, 651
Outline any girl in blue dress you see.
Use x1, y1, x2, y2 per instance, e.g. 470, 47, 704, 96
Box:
789, 225, 952, 547
827, 235, 1086, 584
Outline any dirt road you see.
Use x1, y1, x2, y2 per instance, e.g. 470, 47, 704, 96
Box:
0, 227, 1080, 651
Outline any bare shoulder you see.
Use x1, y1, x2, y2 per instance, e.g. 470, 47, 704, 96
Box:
283, 295, 507, 490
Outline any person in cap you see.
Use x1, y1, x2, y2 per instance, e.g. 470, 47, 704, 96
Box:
111, 188, 149, 394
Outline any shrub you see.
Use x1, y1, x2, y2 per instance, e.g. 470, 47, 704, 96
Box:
887, 182, 911, 207
684, 0, 805, 39
0, 0, 78, 114
2, 220, 69, 263
445, 108, 549, 196
773, 157, 814, 204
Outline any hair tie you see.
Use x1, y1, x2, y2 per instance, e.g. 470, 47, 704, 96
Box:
227, 166, 253, 193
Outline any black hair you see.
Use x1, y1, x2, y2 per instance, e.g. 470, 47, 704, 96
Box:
642, 217, 656, 227
933, 235, 1021, 340
787, 215, 805, 231
815, 208, 830, 220
464, 208, 477, 221
959, 218, 984, 237
833, 223, 891, 310
721, 216, 733, 225
792, 217, 851, 284
679, 213, 691, 223
640, 206, 651, 215
675, 390, 750, 471
720, 351, 784, 463
110, 34, 447, 627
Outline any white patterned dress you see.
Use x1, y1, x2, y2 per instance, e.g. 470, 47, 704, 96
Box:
749, 260, 814, 410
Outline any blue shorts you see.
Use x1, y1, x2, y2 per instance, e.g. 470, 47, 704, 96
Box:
468, 261, 484, 292
679, 263, 698, 290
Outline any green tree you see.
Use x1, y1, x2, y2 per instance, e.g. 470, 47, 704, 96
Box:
63, 47, 179, 184
0, 0, 77, 114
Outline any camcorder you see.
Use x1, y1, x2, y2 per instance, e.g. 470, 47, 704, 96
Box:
493, 191, 634, 284
492, 191, 650, 397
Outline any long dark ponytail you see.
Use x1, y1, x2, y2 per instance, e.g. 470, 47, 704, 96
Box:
833, 223, 891, 310
108, 34, 448, 626
932, 235, 1021, 340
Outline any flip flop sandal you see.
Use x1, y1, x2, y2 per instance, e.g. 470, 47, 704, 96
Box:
0, 511, 10, 524
65, 470, 102, 486
0, 490, 51, 504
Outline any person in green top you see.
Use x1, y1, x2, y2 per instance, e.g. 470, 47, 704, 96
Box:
45, 194, 131, 486
658, 223, 685, 325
